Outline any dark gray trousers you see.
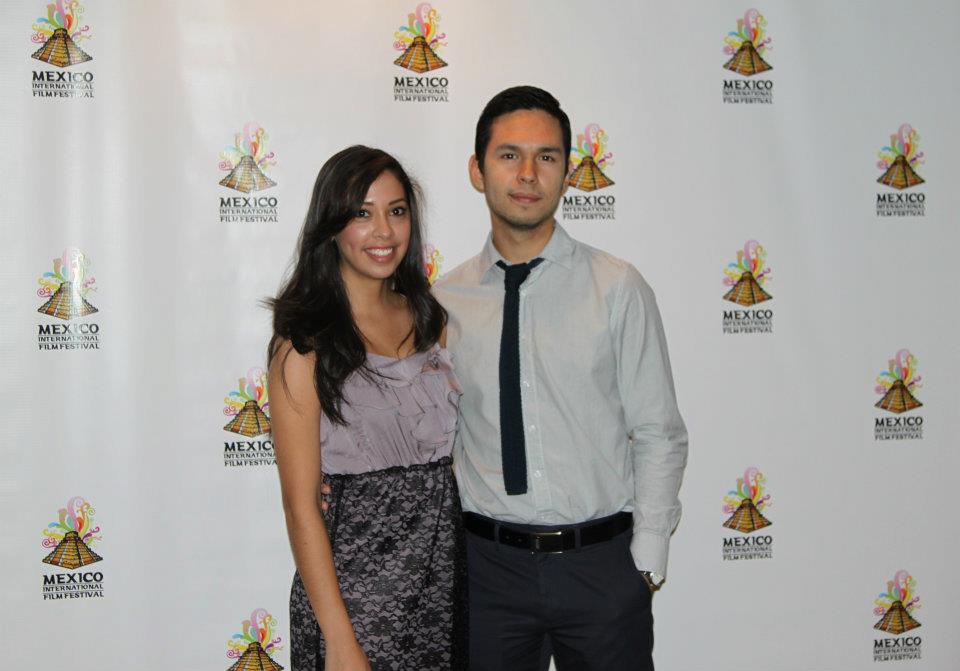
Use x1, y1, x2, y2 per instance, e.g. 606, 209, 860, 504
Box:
466, 518, 654, 671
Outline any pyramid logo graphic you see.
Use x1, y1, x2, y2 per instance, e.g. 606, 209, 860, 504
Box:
722, 468, 771, 533
723, 9, 772, 76
876, 379, 922, 414
875, 601, 922, 635
37, 248, 98, 320
878, 155, 924, 190
877, 124, 925, 190
722, 498, 772, 533
38, 280, 98, 320
228, 641, 283, 671
41, 496, 102, 569
227, 609, 284, 670
723, 271, 771, 306
875, 350, 922, 414
224, 400, 271, 437
874, 571, 921, 635
723, 41, 771, 76
224, 368, 271, 437
568, 124, 615, 192
42, 530, 103, 569
220, 155, 277, 193
30, 3, 92, 68
723, 240, 771, 305
219, 124, 277, 193
32, 27, 91, 67
393, 4, 448, 73
568, 156, 614, 191
395, 35, 447, 72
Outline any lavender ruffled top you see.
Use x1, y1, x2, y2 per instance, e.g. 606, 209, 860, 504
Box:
319, 344, 462, 475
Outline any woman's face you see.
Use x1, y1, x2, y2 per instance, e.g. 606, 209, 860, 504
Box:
335, 170, 412, 285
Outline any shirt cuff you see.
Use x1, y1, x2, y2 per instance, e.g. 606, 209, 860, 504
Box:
630, 529, 670, 579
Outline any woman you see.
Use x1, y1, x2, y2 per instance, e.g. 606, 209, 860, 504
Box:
268, 146, 466, 670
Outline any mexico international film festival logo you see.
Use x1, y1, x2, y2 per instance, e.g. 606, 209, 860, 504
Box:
226, 609, 284, 670
722, 9, 773, 104
873, 570, 922, 662
392, 3, 449, 103
423, 244, 442, 285
721, 467, 773, 561
874, 349, 924, 441
36, 247, 101, 351
876, 124, 926, 217
30, 1, 94, 98
722, 239, 772, 334
562, 124, 616, 222
223, 368, 275, 467
219, 123, 279, 223
41, 496, 104, 600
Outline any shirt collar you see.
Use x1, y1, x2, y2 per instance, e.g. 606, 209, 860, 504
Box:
479, 222, 576, 283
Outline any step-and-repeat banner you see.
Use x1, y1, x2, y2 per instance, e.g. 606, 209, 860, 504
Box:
2, 1, 958, 669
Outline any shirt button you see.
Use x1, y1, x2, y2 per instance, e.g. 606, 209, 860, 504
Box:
534, 470, 542, 478
522, 380, 530, 388
528, 425, 536, 432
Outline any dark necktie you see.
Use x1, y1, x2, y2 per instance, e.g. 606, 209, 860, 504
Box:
496, 258, 543, 495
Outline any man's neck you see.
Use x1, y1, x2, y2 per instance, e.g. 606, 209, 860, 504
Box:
491, 219, 556, 264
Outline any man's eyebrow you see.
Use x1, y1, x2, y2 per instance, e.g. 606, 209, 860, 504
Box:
493, 143, 564, 154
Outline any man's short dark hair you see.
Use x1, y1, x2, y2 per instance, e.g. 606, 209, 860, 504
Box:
474, 86, 572, 172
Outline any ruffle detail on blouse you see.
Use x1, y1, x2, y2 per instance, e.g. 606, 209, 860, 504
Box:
320, 345, 461, 473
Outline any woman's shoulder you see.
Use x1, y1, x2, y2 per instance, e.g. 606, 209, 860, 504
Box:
268, 339, 318, 405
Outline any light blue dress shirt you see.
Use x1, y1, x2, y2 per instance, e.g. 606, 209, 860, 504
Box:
433, 224, 688, 577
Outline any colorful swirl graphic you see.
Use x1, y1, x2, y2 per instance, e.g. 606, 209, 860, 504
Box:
219, 123, 277, 172
723, 240, 770, 286
224, 368, 270, 416
723, 9, 771, 56
875, 349, 921, 395
394, 3, 447, 52
423, 245, 442, 285
570, 124, 613, 170
877, 124, 924, 171
227, 608, 283, 658
32, 1, 91, 44
722, 467, 771, 513
37, 247, 96, 298
42, 496, 101, 548
874, 570, 920, 616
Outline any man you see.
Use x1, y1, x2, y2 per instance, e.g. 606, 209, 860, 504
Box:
432, 86, 688, 671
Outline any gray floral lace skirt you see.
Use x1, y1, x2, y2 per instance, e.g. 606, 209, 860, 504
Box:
290, 457, 467, 670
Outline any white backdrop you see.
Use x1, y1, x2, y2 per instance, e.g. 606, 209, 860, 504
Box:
2, 1, 958, 669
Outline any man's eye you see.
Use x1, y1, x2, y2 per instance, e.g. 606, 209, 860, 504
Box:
540, 154, 556, 162
501, 152, 516, 160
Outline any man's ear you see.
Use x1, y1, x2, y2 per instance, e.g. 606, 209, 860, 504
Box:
468, 154, 485, 193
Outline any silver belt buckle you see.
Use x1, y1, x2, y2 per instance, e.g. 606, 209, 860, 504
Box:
533, 530, 564, 552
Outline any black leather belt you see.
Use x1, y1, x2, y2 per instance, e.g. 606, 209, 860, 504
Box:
463, 511, 632, 553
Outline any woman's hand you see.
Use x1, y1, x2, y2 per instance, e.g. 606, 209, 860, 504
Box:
325, 639, 372, 670
320, 482, 333, 512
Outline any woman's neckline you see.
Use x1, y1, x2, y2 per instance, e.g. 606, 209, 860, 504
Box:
365, 343, 442, 362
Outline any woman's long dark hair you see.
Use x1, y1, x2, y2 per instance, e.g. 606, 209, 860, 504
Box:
267, 145, 446, 424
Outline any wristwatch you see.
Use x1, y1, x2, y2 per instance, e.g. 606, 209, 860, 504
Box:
639, 571, 665, 591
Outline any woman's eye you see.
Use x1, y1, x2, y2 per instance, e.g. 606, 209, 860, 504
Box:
355, 209, 370, 218
391, 206, 408, 216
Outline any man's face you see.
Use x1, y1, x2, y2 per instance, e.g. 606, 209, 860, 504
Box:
470, 109, 568, 231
